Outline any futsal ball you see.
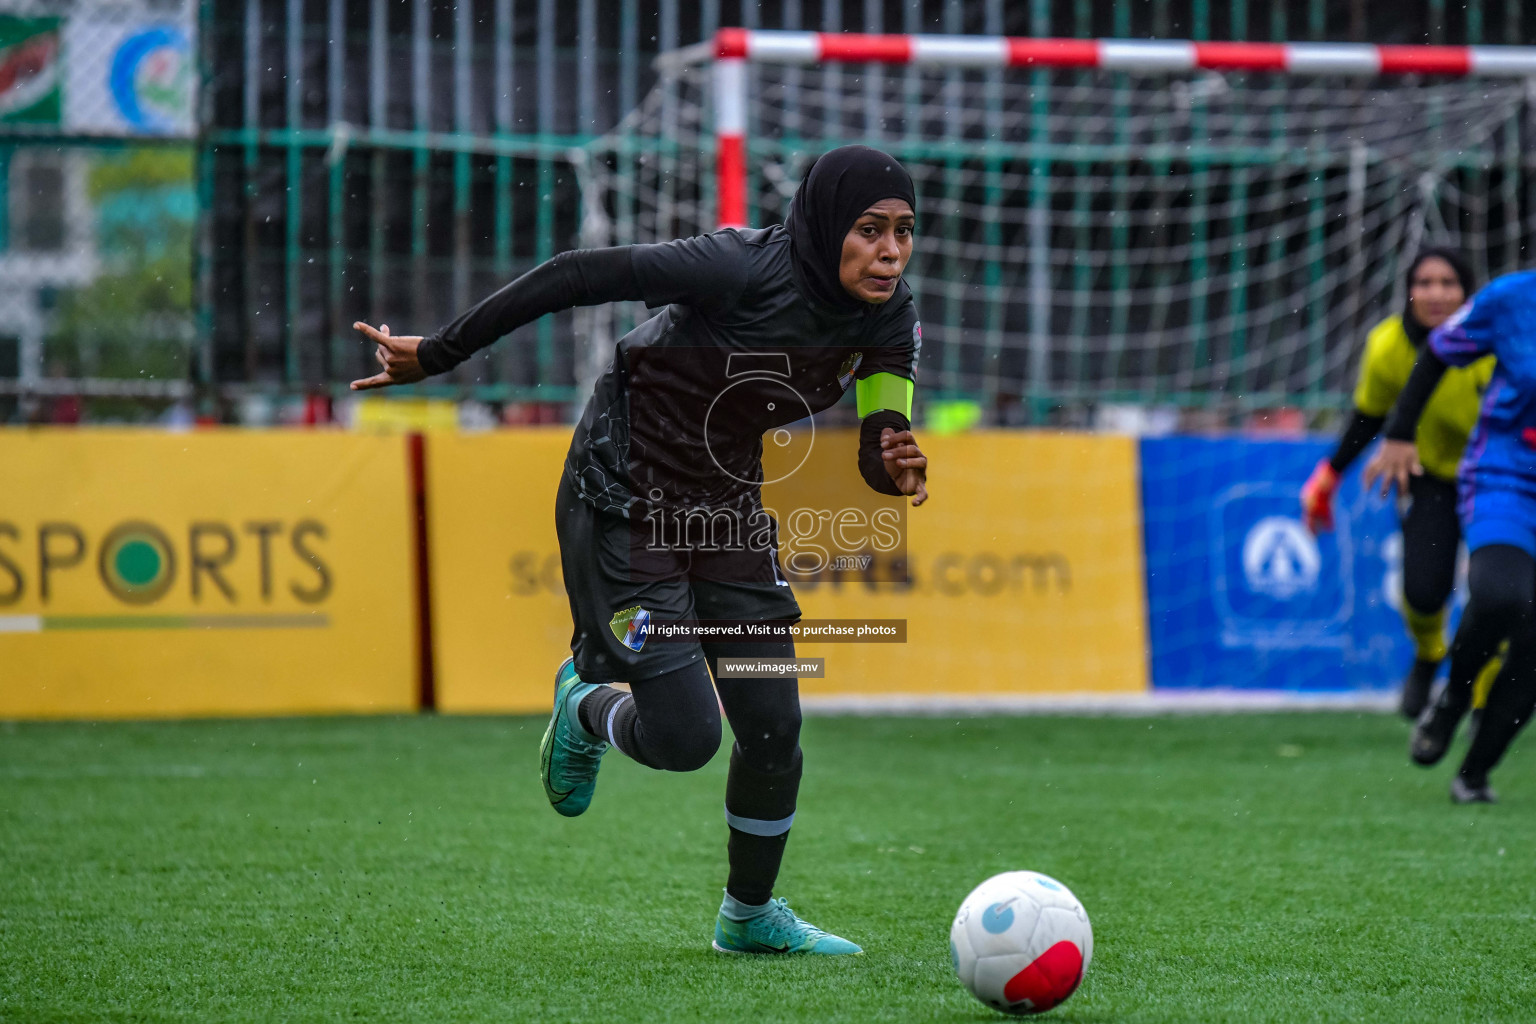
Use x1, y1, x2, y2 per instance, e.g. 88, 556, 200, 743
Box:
950, 871, 1093, 1016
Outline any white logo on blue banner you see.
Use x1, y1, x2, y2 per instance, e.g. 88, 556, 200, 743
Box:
1242, 517, 1320, 599
1211, 483, 1353, 649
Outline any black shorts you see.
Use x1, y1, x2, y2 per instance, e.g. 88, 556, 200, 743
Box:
554, 472, 802, 683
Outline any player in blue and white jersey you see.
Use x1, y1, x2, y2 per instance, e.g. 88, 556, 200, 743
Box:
1367, 269, 1536, 803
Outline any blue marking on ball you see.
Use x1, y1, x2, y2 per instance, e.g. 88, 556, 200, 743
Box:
981, 901, 1015, 934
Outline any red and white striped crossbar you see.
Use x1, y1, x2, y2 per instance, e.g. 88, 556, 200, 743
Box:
711, 28, 1536, 227
715, 28, 1536, 75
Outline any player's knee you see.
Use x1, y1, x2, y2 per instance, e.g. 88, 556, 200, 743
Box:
738, 740, 799, 775
654, 719, 722, 772
661, 735, 720, 772
736, 710, 802, 774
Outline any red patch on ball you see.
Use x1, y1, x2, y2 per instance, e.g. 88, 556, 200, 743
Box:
1003, 940, 1084, 1012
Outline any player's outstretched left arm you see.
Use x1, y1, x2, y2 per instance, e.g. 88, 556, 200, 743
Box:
880, 427, 928, 506
350, 322, 426, 391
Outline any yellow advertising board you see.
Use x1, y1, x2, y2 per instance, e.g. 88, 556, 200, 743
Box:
427, 429, 1147, 713
0, 429, 417, 719
426, 429, 573, 712
791, 432, 1148, 698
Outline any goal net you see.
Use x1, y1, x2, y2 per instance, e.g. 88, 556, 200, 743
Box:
576, 35, 1532, 422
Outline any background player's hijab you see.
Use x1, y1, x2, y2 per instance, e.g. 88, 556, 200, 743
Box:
1403, 245, 1475, 346
785, 145, 917, 312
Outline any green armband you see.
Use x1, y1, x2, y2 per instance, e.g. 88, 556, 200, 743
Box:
856, 372, 914, 419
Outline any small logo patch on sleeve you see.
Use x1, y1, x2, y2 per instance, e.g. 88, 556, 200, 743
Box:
837, 351, 864, 390
609, 605, 651, 652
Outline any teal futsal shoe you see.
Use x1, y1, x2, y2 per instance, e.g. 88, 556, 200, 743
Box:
539, 657, 608, 817
713, 897, 863, 955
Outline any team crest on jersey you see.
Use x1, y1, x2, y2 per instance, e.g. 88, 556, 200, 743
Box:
911, 321, 923, 373
837, 352, 864, 390
609, 605, 651, 652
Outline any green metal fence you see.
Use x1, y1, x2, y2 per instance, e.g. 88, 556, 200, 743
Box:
6, 0, 1536, 422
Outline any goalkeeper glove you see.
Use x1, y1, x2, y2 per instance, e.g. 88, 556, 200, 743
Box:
1300, 459, 1340, 534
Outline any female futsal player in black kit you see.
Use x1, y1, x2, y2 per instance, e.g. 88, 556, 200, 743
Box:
350, 146, 928, 953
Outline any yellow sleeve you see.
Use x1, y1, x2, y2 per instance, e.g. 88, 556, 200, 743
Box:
1351, 319, 1408, 418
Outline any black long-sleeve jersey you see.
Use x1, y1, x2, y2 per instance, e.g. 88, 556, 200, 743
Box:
417, 224, 921, 518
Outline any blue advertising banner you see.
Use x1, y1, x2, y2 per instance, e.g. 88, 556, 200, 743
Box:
1141, 436, 1452, 691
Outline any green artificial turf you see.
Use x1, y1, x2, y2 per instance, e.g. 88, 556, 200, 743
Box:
2, 711, 1533, 1023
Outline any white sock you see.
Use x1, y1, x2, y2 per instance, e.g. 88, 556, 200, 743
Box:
720, 890, 771, 921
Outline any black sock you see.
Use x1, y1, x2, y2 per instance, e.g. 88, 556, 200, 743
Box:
724, 743, 802, 906
727, 830, 788, 908
577, 685, 631, 745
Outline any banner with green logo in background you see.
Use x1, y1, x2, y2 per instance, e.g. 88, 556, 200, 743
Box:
0, 430, 418, 719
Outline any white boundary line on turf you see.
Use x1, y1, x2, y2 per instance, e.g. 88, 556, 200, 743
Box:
799, 690, 1398, 716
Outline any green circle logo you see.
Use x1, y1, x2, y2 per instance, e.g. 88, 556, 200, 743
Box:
98, 522, 176, 604
114, 540, 161, 587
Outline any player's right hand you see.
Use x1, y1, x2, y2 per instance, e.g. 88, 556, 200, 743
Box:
1362, 439, 1422, 499
881, 427, 928, 506
351, 322, 427, 390
1299, 458, 1339, 534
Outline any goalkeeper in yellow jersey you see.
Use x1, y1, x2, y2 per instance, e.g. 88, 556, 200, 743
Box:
1300, 248, 1494, 718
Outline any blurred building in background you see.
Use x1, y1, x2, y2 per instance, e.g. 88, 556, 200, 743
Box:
0, 0, 194, 422
5, 0, 1536, 425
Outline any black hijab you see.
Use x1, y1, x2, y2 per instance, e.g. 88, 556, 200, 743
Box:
1403, 246, 1475, 347
784, 145, 917, 313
